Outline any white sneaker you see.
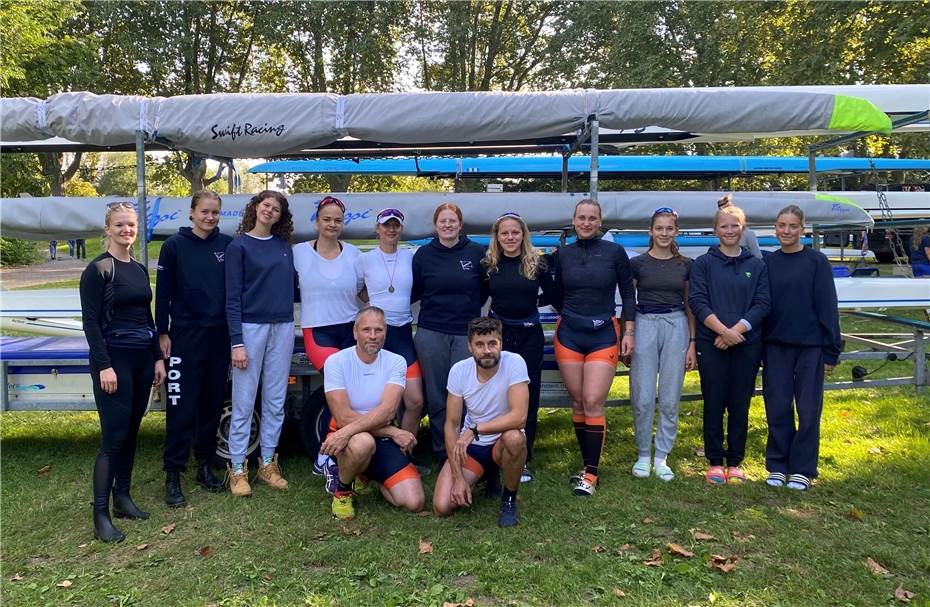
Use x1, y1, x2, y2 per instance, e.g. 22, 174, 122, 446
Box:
572, 474, 597, 497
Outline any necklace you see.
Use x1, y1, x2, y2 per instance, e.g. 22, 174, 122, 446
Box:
379, 249, 398, 293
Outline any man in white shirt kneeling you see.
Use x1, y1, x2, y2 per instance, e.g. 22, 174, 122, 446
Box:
433, 317, 529, 527
321, 306, 425, 520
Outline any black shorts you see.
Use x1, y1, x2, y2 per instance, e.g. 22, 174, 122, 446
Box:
364, 437, 420, 489
384, 323, 421, 379
463, 440, 502, 480
303, 322, 356, 370
554, 317, 620, 364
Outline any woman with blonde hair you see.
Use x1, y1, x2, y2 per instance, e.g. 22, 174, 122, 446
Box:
80, 202, 166, 542
689, 199, 770, 485
482, 211, 555, 481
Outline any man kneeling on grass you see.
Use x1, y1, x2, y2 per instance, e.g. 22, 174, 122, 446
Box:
320, 306, 425, 520
433, 317, 529, 527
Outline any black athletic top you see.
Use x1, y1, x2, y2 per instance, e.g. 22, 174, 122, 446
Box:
80, 252, 162, 371
763, 247, 842, 365
631, 253, 692, 312
485, 254, 555, 326
411, 236, 487, 335
550, 237, 637, 322
155, 226, 233, 334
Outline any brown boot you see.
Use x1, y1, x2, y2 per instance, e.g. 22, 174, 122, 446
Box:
256, 454, 289, 490
227, 462, 252, 497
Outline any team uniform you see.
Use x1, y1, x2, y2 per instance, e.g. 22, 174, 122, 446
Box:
763, 247, 841, 489
446, 351, 530, 479
294, 241, 361, 371
689, 246, 770, 469
355, 247, 419, 378
323, 347, 420, 488
155, 226, 232, 475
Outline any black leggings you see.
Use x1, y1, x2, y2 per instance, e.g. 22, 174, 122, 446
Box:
502, 324, 544, 461
91, 347, 154, 510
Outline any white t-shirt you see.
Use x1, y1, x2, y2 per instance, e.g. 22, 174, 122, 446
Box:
323, 346, 407, 415
355, 247, 414, 326
293, 241, 361, 328
446, 350, 529, 446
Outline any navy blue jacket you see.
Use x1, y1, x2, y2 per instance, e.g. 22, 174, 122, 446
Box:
412, 236, 487, 335
225, 234, 295, 346
764, 247, 842, 365
689, 246, 771, 344
155, 227, 233, 334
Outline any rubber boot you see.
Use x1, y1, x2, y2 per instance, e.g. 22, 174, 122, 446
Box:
196, 461, 225, 493
113, 491, 150, 519
93, 508, 125, 543
164, 471, 186, 508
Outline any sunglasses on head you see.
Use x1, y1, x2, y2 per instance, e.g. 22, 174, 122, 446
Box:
653, 207, 678, 217
318, 196, 346, 212
377, 208, 405, 222
107, 202, 135, 210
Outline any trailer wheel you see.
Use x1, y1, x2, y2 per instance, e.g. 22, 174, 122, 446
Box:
215, 400, 261, 463
300, 386, 330, 458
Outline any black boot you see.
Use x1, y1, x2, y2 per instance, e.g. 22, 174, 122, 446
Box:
93, 508, 125, 543
113, 491, 150, 519
165, 471, 186, 507
196, 461, 225, 493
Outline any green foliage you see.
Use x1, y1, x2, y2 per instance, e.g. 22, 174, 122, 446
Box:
0, 238, 40, 266
62, 179, 98, 197
0, 155, 49, 197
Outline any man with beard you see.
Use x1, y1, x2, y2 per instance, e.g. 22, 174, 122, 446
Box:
432, 317, 530, 527
320, 306, 425, 520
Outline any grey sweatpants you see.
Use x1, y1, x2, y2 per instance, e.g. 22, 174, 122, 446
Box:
413, 326, 471, 459
630, 311, 689, 458
229, 322, 294, 465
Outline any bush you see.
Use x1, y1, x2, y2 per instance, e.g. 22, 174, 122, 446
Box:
0, 237, 40, 267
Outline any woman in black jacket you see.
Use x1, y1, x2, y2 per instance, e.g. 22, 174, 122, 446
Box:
80, 202, 166, 542
689, 201, 770, 485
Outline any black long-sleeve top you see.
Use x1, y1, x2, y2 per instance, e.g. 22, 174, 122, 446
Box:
550, 237, 637, 322
411, 236, 488, 335
764, 247, 842, 365
486, 254, 556, 326
155, 226, 233, 334
79, 252, 162, 371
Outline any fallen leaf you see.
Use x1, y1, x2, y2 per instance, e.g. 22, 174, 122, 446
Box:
37, 465, 52, 477
593, 545, 607, 553
339, 526, 361, 536
691, 529, 716, 541
416, 510, 432, 517
56, 580, 72, 588
731, 531, 755, 542
136, 543, 149, 552
643, 548, 663, 567
693, 447, 705, 457
667, 543, 694, 558
77, 543, 88, 549
894, 585, 915, 602
418, 540, 433, 554
616, 543, 632, 552
612, 587, 626, 598
10, 573, 24, 582
865, 557, 889, 576
312, 532, 327, 540
868, 446, 885, 456
840, 409, 850, 417
708, 554, 737, 573
442, 600, 475, 607
160, 523, 177, 535
847, 508, 864, 522
641, 517, 655, 524
197, 546, 213, 558
261, 573, 273, 582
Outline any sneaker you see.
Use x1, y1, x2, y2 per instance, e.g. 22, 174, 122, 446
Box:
312, 458, 325, 476
766, 472, 787, 488
498, 500, 519, 527
568, 468, 586, 485
256, 454, 289, 490
572, 473, 598, 497
332, 492, 355, 520
227, 463, 252, 497
786, 473, 811, 491
520, 466, 533, 483
353, 476, 373, 496
323, 457, 340, 495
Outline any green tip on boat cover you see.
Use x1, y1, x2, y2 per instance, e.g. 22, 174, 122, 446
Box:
815, 193, 857, 205
828, 95, 893, 134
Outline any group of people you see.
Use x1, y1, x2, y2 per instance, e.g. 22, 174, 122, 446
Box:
80, 190, 841, 542
48, 238, 87, 260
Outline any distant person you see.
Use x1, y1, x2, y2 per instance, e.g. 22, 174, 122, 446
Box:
763, 205, 842, 491
689, 200, 770, 485
80, 202, 166, 543
155, 191, 233, 507
412, 203, 487, 465
68, 240, 76, 257
718, 194, 762, 258
321, 306, 425, 520
225, 191, 295, 497
76, 238, 87, 259
432, 317, 529, 527
49, 239, 58, 260
910, 226, 930, 277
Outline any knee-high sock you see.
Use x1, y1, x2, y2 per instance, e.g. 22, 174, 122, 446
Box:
572, 413, 586, 460
584, 416, 606, 477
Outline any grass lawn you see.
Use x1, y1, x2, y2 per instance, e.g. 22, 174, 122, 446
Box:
2, 379, 928, 606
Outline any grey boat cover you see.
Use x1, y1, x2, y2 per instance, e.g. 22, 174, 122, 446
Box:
0, 87, 895, 157
0, 191, 873, 241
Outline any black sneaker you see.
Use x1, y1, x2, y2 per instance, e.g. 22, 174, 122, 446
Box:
498, 500, 519, 527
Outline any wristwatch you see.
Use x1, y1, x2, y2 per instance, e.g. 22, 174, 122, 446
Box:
469, 424, 479, 440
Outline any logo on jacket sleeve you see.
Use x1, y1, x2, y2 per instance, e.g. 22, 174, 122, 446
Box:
214, 252, 225, 262
460, 260, 474, 271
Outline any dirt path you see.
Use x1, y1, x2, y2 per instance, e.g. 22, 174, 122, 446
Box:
1, 254, 158, 289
